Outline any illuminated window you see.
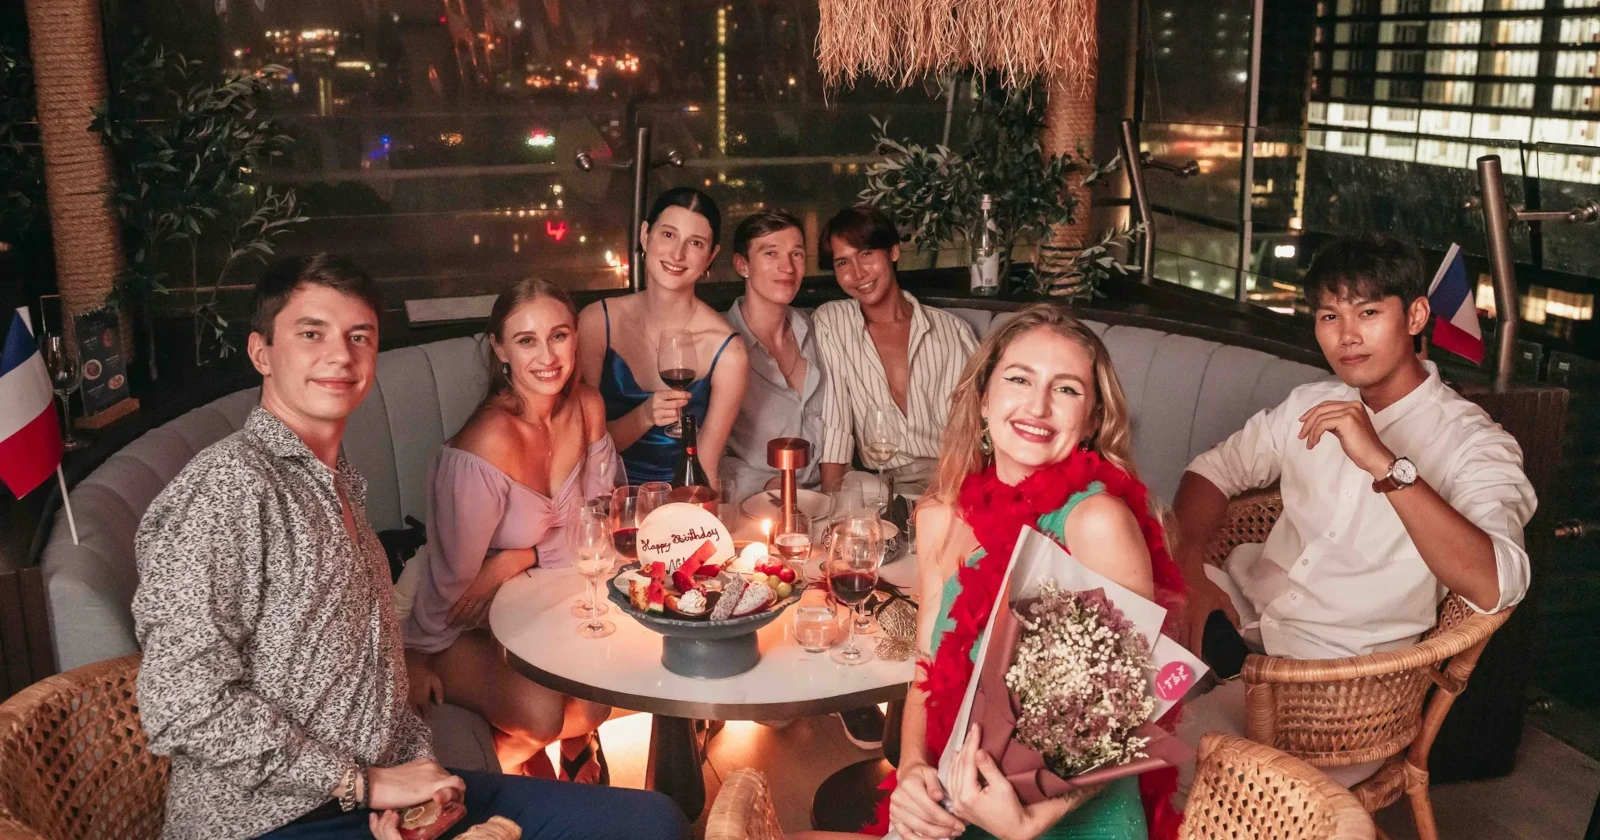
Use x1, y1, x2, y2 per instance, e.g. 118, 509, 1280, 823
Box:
1558, 17, 1600, 42
1381, 21, 1429, 42
1372, 105, 1422, 130
1476, 82, 1535, 107
1429, 19, 1483, 43
1486, 50, 1541, 75
1424, 79, 1476, 103
1331, 77, 1350, 96
1336, 22, 1354, 43
1420, 108, 1473, 135
1493, 18, 1543, 43
1377, 78, 1426, 99
1562, 0, 1600, 8
1470, 112, 1533, 140
1532, 117, 1600, 143
1416, 138, 1471, 165
1382, 0, 1430, 10
1425, 49, 1480, 73
1432, 0, 1485, 10
1309, 101, 1330, 123
1379, 49, 1427, 71
1487, 0, 1545, 9
1325, 103, 1373, 125
1371, 133, 1420, 159
1555, 50, 1600, 77
1554, 84, 1600, 110
1530, 149, 1600, 183
1307, 129, 1329, 150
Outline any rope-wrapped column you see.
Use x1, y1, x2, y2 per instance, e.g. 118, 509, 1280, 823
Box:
24, 0, 127, 349
1037, 11, 1099, 295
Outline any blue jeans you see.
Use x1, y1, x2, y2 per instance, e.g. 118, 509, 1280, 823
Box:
260, 771, 688, 840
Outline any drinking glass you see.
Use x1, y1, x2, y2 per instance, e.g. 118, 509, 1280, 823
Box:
570, 503, 616, 639
793, 604, 836, 653
610, 486, 646, 562
638, 481, 672, 521
772, 512, 812, 566
862, 405, 903, 507
826, 514, 883, 666
572, 495, 613, 617
42, 335, 87, 451
656, 329, 698, 438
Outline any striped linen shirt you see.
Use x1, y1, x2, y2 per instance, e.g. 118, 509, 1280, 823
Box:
814, 291, 979, 468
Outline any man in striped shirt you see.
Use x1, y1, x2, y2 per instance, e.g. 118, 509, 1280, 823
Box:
814, 204, 979, 494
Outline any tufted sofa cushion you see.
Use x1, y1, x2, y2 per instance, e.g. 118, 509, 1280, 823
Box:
40, 304, 1324, 772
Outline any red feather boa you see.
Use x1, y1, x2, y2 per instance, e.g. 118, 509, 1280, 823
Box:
864, 450, 1187, 840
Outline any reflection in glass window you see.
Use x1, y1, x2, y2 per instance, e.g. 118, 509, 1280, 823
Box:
1486, 50, 1541, 75
1521, 287, 1595, 324
1554, 84, 1600, 110
1555, 50, 1600, 77
1429, 20, 1484, 43
1531, 149, 1600, 183
1471, 113, 1533, 140
1420, 109, 1474, 135
1426, 49, 1480, 73
1372, 105, 1422, 130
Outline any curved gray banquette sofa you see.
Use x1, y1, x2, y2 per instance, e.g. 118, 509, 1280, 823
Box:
39, 304, 1326, 771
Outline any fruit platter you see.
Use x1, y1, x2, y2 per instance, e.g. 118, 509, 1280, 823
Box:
607, 503, 805, 679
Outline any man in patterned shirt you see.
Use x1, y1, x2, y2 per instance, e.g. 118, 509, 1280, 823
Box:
133, 255, 686, 840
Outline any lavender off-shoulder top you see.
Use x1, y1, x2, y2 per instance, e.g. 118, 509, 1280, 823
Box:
404, 435, 622, 653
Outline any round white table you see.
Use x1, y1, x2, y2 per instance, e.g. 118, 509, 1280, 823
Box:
490, 547, 919, 817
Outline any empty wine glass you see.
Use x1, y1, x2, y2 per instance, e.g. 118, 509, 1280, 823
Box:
570, 503, 616, 639
42, 335, 87, 451
638, 481, 672, 522
862, 405, 903, 508
572, 495, 614, 617
826, 513, 883, 666
656, 330, 697, 438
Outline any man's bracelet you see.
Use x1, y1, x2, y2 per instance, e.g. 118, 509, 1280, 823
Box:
337, 764, 361, 812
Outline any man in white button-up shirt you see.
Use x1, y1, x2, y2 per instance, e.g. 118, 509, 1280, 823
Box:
1170, 235, 1535, 796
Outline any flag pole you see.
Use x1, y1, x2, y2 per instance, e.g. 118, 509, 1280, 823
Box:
55, 465, 79, 546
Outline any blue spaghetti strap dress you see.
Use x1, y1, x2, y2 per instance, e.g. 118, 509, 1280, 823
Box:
597, 298, 737, 485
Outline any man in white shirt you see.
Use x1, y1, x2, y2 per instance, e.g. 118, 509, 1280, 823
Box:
814, 205, 979, 495
1170, 234, 1534, 795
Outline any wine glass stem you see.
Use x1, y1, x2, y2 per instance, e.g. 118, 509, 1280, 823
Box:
57, 394, 74, 439
586, 578, 601, 630
844, 606, 857, 657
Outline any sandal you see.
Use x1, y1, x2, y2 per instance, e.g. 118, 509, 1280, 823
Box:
559, 733, 610, 785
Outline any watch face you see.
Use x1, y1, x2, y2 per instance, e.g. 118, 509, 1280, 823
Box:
1393, 458, 1418, 484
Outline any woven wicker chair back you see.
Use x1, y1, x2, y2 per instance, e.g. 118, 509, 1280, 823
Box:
0, 656, 168, 840
705, 769, 785, 840
1180, 733, 1375, 840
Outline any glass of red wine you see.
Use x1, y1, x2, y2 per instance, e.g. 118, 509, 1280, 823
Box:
826, 513, 883, 666
656, 329, 698, 439
610, 485, 648, 563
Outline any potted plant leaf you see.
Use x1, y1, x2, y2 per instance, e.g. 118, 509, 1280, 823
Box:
860, 79, 1140, 299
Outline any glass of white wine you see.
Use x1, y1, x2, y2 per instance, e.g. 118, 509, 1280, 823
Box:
862, 405, 903, 510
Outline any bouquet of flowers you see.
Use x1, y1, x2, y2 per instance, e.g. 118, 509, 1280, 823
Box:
940, 527, 1205, 805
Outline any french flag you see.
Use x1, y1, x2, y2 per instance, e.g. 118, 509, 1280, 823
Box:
0, 307, 64, 497
1427, 243, 1486, 365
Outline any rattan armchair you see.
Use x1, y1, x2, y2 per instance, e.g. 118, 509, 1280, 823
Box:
706, 769, 784, 840
1181, 733, 1374, 840
0, 655, 168, 840
1203, 487, 1513, 840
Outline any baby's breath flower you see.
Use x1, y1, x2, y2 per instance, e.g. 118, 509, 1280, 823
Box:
1003, 582, 1155, 777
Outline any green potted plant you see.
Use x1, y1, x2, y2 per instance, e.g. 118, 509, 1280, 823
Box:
93, 39, 307, 370
860, 80, 1139, 298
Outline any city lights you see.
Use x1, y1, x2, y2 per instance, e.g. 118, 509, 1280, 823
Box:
526, 131, 555, 148
1274, 244, 1297, 259
546, 221, 569, 242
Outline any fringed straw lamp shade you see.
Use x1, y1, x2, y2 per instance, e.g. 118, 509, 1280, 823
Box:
23, 0, 128, 347
817, 0, 1099, 96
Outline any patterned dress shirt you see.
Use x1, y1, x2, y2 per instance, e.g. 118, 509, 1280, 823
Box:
133, 407, 433, 840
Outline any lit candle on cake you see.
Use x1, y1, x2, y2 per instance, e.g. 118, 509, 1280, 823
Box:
761, 518, 773, 548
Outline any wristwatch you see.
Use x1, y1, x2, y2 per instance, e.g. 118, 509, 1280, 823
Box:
1372, 456, 1418, 494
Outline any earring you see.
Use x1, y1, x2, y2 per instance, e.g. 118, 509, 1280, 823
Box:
979, 417, 993, 456
502, 362, 511, 379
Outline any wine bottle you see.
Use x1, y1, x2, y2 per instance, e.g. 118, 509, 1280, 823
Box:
672, 413, 711, 490
970, 193, 1001, 297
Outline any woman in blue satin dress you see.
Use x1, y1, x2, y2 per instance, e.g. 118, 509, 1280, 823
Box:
576, 188, 749, 487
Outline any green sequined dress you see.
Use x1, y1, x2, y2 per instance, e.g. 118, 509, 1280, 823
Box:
928, 483, 1148, 840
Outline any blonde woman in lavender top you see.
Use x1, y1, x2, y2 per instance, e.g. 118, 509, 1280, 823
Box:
404, 278, 619, 784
